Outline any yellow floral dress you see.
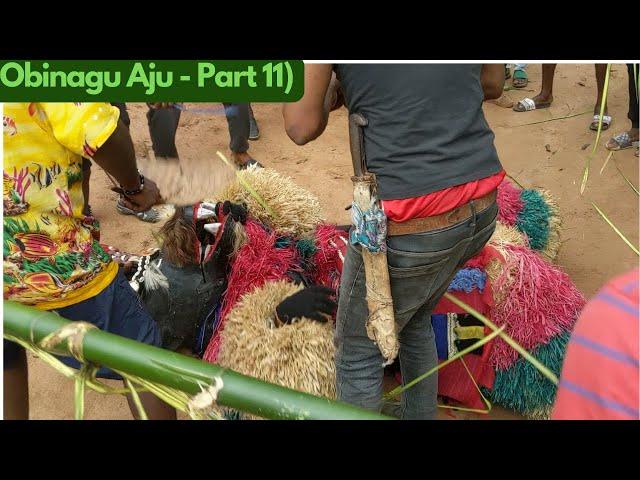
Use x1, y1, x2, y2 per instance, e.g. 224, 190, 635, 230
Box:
3, 102, 120, 309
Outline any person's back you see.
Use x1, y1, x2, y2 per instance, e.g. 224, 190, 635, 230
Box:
552, 269, 639, 420
334, 64, 502, 200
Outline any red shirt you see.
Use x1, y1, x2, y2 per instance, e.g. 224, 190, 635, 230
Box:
381, 171, 505, 222
552, 269, 639, 420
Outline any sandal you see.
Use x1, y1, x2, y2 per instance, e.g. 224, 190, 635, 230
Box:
512, 69, 529, 88
513, 97, 552, 112
116, 197, 161, 223
239, 158, 264, 170
606, 132, 638, 151
590, 114, 612, 131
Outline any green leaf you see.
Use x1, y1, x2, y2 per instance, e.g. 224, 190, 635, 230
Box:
582, 64, 611, 195
592, 202, 639, 255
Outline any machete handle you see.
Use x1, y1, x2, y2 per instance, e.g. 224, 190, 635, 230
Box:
349, 113, 368, 177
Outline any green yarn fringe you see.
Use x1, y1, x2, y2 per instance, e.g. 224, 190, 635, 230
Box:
275, 237, 317, 259
516, 189, 551, 251
485, 331, 570, 419
275, 236, 293, 248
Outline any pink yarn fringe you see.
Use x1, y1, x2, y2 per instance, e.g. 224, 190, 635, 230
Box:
309, 224, 348, 293
203, 220, 298, 363
489, 244, 586, 370
497, 180, 523, 226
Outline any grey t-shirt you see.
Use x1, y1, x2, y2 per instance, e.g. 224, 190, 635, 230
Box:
334, 64, 503, 200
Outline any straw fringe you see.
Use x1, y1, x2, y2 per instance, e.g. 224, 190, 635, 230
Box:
485, 222, 527, 300
218, 280, 336, 419
539, 190, 562, 261
213, 166, 324, 238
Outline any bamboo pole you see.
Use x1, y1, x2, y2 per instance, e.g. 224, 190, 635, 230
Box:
3, 301, 390, 420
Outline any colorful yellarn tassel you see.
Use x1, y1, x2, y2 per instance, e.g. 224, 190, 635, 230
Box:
489, 244, 586, 370
217, 280, 337, 413
447, 268, 487, 293
516, 189, 551, 251
309, 224, 348, 293
213, 166, 324, 238
486, 331, 570, 419
496, 180, 523, 226
496, 181, 562, 262
203, 220, 298, 363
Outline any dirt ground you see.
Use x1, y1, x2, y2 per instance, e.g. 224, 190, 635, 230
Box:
24, 64, 639, 420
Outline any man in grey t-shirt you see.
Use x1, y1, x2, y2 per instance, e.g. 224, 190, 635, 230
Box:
283, 64, 504, 419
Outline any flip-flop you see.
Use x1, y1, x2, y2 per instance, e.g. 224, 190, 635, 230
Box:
589, 114, 612, 131
116, 198, 161, 223
239, 158, 264, 170
513, 97, 552, 112
605, 132, 638, 151
512, 69, 529, 88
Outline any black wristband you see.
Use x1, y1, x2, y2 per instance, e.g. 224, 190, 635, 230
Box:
121, 173, 145, 196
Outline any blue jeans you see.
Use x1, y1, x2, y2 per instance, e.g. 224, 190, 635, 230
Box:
54, 269, 161, 379
335, 199, 498, 419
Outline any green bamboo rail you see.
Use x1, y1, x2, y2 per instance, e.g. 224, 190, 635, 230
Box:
3, 301, 390, 420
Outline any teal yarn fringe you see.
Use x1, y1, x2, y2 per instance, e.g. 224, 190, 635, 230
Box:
485, 331, 570, 419
222, 408, 244, 420
296, 238, 317, 258
516, 189, 551, 251
275, 236, 293, 248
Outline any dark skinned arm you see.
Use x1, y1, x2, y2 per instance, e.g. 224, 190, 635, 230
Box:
481, 64, 505, 100
91, 120, 161, 212
282, 64, 338, 145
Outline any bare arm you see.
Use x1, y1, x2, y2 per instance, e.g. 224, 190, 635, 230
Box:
481, 64, 505, 100
91, 121, 140, 190
91, 121, 161, 211
282, 64, 336, 145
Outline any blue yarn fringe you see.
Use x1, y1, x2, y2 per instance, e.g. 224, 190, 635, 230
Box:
448, 268, 487, 293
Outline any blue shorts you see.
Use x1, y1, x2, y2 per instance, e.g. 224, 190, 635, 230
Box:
3, 269, 161, 379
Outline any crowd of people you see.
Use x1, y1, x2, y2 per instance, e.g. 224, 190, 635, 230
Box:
3, 63, 638, 420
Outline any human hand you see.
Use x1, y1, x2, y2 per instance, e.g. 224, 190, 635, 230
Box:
119, 177, 162, 212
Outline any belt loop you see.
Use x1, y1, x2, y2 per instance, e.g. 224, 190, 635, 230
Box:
469, 200, 477, 227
